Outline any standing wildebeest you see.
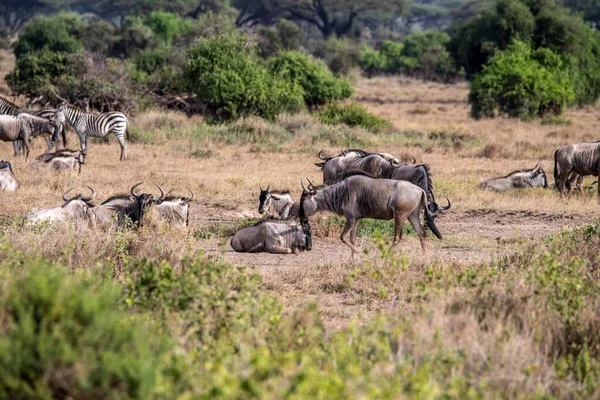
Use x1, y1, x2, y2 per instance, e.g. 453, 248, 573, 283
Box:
29, 149, 84, 173
0, 160, 19, 191
0, 97, 68, 155
59, 105, 130, 161
24, 187, 97, 228
258, 184, 298, 219
315, 149, 402, 184
478, 163, 548, 192
0, 113, 57, 161
554, 143, 600, 201
299, 176, 442, 254
155, 189, 194, 228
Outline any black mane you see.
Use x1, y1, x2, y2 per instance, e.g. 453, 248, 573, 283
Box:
101, 193, 132, 204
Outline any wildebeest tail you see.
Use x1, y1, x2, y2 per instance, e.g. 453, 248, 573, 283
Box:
554, 149, 559, 182
421, 192, 442, 240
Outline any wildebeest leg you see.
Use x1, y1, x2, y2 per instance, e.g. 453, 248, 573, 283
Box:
576, 175, 586, 200
268, 245, 292, 254
24, 137, 31, 162
350, 223, 358, 246
556, 168, 571, 200
407, 209, 427, 254
341, 218, 360, 253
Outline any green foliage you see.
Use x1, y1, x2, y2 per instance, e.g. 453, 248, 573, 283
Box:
268, 51, 354, 108
184, 34, 305, 122
450, 0, 600, 106
469, 41, 574, 120
13, 13, 84, 58
313, 38, 361, 76
143, 11, 193, 45
317, 102, 391, 132
0, 251, 174, 399
359, 31, 456, 80
256, 19, 303, 58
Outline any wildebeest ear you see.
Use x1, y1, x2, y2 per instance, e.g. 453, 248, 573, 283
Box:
314, 162, 325, 168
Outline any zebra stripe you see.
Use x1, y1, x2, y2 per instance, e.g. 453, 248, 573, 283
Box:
62, 106, 129, 161
0, 97, 20, 116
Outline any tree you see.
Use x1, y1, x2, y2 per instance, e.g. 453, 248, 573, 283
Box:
0, 0, 58, 34
285, 0, 410, 37
232, 0, 282, 27
563, 0, 600, 28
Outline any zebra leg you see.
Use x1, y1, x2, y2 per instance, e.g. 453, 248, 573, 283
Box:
116, 132, 127, 161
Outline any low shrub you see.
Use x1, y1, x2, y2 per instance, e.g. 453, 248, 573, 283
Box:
184, 34, 305, 122
268, 51, 354, 108
317, 102, 390, 132
469, 41, 574, 120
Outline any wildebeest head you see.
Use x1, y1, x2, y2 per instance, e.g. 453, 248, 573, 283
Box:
528, 162, 548, 188
62, 185, 96, 205
298, 182, 315, 251
258, 184, 290, 215
0, 160, 14, 175
427, 197, 451, 217
125, 182, 165, 227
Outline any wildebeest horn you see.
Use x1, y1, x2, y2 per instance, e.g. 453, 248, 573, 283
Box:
260, 184, 264, 191
411, 156, 416, 164
155, 184, 165, 201
62, 187, 75, 202
533, 162, 540, 171
165, 189, 174, 198
440, 197, 451, 211
266, 184, 270, 192
300, 179, 308, 192
131, 182, 143, 198
187, 189, 195, 201
318, 149, 327, 160
307, 178, 317, 190
82, 186, 96, 202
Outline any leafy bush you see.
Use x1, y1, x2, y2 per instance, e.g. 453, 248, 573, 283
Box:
469, 41, 575, 120
143, 11, 192, 45
313, 38, 361, 76
268, 51, 353, 108
184, 34, 305, 122
13, 13, 84, 58
317, 102, 390, 132
359, 31, 457, 80
256, 19, 304, 58
0, 252, 174, 399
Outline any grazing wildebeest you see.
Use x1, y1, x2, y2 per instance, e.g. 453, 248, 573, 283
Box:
299, 176, 442, 254
554, 143, 600, 201
478, 163, 548, 192
29, 149, 84, 173
24, 187, 97, 228
0, 113, 57, 161
258, 184, 298, 219
117, 183, 165, 227
59, 104, 130, 161
155, 189, 194, 228
0, 160, 19, 191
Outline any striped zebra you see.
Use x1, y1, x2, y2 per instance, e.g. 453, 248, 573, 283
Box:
60, 105, 130, 161
0, 96, 66, 154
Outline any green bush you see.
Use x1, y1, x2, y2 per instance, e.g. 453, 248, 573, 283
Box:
268, 51, 353, 108
469, 41, 575, 120
13, 13, 84, 58
184, 34, 305, 122
359, 32, 456, 80
313, 38, 361, 76
143, 11, 193, 46
317, 102, 390, 132
0, 252, 174, 399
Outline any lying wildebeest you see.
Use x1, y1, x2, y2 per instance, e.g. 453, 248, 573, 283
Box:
315, 148, 401, 167
299, 176, 442, 254
477, 163, 548, 192
94, 183, 165, 228
230, 220, 312, 254
155, 189, 194, 228
29, 149, 84, 173
0, 113, 57, 161
554, 143, 600, 201
258, 184, 298, 219
315, 149, 403, 184
24, 187, 96, 228
0, 160, 19, 191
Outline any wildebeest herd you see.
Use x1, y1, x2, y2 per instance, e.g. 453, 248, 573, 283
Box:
1, 94, 600, 255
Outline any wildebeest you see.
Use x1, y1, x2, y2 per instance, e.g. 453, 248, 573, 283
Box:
258, 184, 298, 219
29, 149, 84, 173
299, 176, 442, 254
155, 189, 194, 228
478, 163, 548, 192
230, 219, 312, 254
0, 160, 19, 191
13, 109, 67, 155
316, 150, 401, 184
117, 183, 165, 227
24, 187, 97, 229
554, 143, 600, 201
0, 113, 57, 161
